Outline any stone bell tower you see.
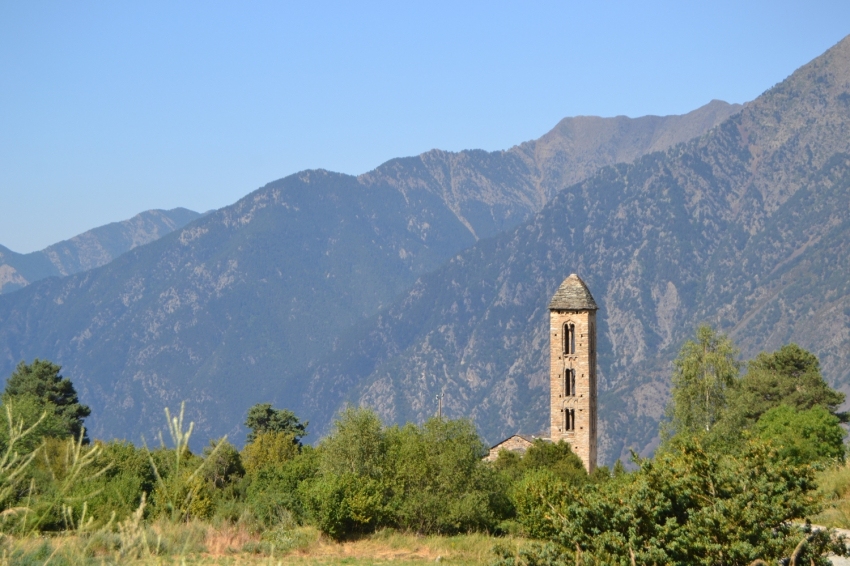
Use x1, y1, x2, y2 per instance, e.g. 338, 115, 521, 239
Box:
549, 274, 598, 472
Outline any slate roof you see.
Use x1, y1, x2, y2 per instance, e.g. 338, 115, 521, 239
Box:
548, 274, 598, 311
488, 434, 549, 450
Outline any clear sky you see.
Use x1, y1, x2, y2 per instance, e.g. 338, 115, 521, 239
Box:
1, 2, 849, 253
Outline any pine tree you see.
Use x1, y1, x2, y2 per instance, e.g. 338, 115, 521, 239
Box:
3, 359, 91, 442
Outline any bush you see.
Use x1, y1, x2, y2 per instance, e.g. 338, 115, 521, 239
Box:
305, 472, 386, 540
755, 404, 846, 465
511, 469, 573, 539
67, 440, 154, 526
384, 418, 507, 534
507, 435, 846, 565
241, 431, 298, 476
246, 446, 319, 526
305, 408, 509, 539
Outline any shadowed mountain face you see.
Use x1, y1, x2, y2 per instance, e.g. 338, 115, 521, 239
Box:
0, 208, 202, 294
294, 35, 850, 463
0, 99, 739, 446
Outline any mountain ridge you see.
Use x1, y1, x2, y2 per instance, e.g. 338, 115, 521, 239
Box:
0, 208, 202, 294
0, 97, 751, 448
291, 35, 850, 464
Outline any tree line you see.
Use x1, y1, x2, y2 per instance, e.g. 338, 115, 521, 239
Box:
0, 326, 848, 564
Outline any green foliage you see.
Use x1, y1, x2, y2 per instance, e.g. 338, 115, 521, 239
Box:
202, 438, 244, 489
493, 440, 590, 538
246, 445, 319, 526
383, 418, 508, 534
146, 403, 222, 522
20, 433, 109, 533
0, 404, 45, 516
244, 403, 307, 445
303, 407, 391, 538
510, 469, 573, 539
318, 406, 386, 478
305, 407, 508, 539
3, 359, 91, 443
664, 325, 741, 436
725, 344, 845, 431
0, 395, 64, 456
754, 405, 846, 465
241, 431, 299, 476
505, 435, 847, 565
305, 472, 386, 540
497, 440, 588, 485
74, 440, 153, 525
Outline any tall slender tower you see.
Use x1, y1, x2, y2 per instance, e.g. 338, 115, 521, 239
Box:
548, 274, 598, 472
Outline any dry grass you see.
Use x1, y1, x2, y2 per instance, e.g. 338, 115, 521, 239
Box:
0, 524, 511, 565
811, 460, 850, 529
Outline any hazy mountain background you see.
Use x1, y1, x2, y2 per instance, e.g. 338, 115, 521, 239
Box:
0, 208, 202, 294
297, 35, 850, 464
8, 27, 850, 469
0, 94, 741, 449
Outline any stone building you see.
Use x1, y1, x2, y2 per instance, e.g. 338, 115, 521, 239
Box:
547, 274, 598, 472
486, 274, 598, 473
484, 434, 535, 462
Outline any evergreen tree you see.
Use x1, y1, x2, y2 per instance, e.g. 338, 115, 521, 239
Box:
3, 359, 91, 442
244, 403, 307, 444
731, 343, 845, 424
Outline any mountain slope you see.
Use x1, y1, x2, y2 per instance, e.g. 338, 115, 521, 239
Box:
295, 35, 850, 464
0, 208, 202, 294
0, 103, 738, 445
367, 99, 741, 240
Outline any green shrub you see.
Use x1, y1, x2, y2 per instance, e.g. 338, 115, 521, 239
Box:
754, 404, 846, 465
305, 472, 386, 540
242, 431, 299, 476
384, 418, 507, 534
246, 445, 319, 526
69, 440, 154, 526
508, 435, 846, 565
511, 469, 573, 539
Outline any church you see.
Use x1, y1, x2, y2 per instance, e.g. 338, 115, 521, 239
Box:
485, 274, 598, 472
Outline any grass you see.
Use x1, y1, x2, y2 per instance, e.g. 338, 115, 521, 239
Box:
0, 524, 514, 565
812, 459, 850, 530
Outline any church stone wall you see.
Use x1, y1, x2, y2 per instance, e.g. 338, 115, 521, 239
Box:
484, 435, 534, 462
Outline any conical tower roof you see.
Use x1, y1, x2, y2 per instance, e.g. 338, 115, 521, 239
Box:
548, 274, 598, 311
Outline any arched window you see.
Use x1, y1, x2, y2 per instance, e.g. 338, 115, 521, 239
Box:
564, 368, 575, 397
563, 323, 575, 355
565, 408, 575, 431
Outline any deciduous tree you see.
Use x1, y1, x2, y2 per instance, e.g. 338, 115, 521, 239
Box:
664, 325, 740, 436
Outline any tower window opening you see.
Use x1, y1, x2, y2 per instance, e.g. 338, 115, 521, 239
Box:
563, 323, 575, 354
564, 368, 576, 397
565, 409, 575, 431
590, 323, 595, 356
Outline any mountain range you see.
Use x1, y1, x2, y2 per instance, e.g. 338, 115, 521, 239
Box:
299, 35, 850, 463
3, 36, 849, 464
0, 208, 201, 294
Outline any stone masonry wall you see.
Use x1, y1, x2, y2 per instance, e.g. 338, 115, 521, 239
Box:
549, 309, 597, 472
484, 435, 534, 462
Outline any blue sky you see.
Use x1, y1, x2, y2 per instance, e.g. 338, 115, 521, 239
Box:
1, 2, 849, 253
